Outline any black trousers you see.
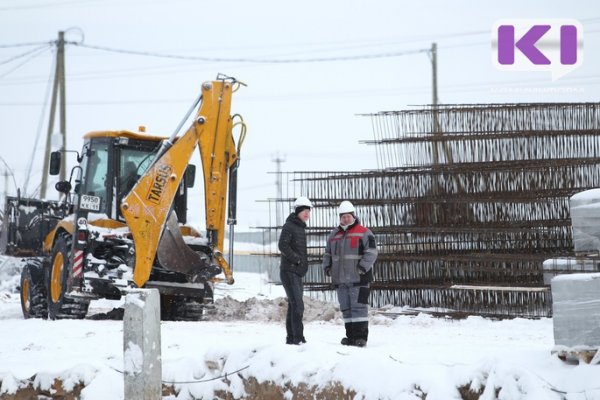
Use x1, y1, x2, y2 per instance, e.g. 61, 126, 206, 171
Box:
280, 269, 304, 343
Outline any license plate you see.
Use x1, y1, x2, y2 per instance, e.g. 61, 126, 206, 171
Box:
80, 194, 101, 211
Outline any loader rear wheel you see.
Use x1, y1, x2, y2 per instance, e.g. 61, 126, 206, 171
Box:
47, 234, 90, 320
20, 259, 48, 319
160, 283, 214, 321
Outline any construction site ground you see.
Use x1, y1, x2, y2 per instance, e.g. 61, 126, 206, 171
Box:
0, 266, 598, 399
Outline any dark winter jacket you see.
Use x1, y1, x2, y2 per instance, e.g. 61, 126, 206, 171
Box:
322, 218, 377, 285
279, 213, 309, 277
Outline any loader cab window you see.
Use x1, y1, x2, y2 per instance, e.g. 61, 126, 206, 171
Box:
118, 147, 156, 199
115, 139, 189, 223
116, 139, 161, 220
80, 140, 110, 214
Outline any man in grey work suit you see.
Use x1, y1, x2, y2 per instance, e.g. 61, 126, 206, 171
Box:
323, 200, 378, 347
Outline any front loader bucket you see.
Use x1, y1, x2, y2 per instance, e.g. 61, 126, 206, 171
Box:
0, 196, 65, 256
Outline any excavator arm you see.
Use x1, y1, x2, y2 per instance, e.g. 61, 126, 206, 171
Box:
121, 78, 244, 288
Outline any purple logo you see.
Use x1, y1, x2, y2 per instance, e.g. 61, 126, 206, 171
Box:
493, 20, 583, 80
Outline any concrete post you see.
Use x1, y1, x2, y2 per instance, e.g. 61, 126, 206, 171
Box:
123, 289, 162, 400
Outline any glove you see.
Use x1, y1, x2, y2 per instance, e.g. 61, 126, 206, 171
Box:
358, 265, 367, 275
325, 268, 331, 277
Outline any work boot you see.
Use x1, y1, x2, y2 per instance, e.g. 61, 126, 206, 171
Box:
344, 322, 353, 337
355, 321, 369, 342
344, 322, 354, 343
287, 334, 306, 345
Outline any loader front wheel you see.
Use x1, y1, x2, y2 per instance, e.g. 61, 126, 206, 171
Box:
20, 259, 48, 319
47, 234, 90, 320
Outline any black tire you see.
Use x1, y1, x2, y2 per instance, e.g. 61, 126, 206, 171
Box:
47, 234, 90, 320
160, 282, 213, 321
20, 258, 48, 319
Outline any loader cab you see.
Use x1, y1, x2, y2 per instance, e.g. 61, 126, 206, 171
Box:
77, 131, 191, 223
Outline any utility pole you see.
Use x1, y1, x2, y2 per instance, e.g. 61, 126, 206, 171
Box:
429, 42, 459, 226
272, 154, 286, 226
429, 42, 442, 224
430, 42, 440, 166
431, 42, 438, 107
430, 42, 453, 166
41, 31, 67, 198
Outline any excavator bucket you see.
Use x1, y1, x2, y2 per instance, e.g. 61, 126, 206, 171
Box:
156, 211, 220, 281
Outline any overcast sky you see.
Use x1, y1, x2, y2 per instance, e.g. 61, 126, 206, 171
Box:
1, 0, 599, 229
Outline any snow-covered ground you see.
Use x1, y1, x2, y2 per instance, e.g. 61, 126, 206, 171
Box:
1, 256, 599, 399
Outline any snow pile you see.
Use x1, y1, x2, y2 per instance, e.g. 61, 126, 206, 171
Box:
0, 256, 23, 294
212, 295, 339, 323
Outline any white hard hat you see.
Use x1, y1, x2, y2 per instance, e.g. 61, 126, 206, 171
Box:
338, 200, 355, 215
294, 196, 312, 209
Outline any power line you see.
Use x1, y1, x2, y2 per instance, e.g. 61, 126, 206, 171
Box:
24, 45, 57, 196
5, 28, 599, 87
73, 42, 429, 63
0, 43, 53, 66
0, 0, 192, 11
0, 41, 53, 48
108, 364, 250, 384
0, 21, 587, 85
1, 74, 599, 107
0, 45, 53, 79
0, 0, 101, 11
0, 156, 19, 195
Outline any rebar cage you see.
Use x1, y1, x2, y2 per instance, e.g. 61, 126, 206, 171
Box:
262, 103, 600, 318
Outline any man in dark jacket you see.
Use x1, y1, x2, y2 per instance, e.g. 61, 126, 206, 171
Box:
279, 196, 312, 345
323, 200, 377, 347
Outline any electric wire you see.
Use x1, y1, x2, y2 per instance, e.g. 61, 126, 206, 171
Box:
522, 365, 600, 396
161, 365, 249, 384
0, 22, 544, 84
0, 44, 52, 80
0, 0, 101, 11
73, 42, 429, 63
1, 15, 596, 49
0, 156, 19, 195
0, 43, 53, 66
4, 31, 598, 87
23, 47, 56, 196
2, 75, 600, 107
108, 364, 249, 384
0, 41, 53, 48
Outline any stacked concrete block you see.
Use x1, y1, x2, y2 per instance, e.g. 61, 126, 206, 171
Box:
552, 273, 600, 348
570, 189, 600, 253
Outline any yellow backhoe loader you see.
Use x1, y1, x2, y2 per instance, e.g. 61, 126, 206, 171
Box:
0, 75, 246, 320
